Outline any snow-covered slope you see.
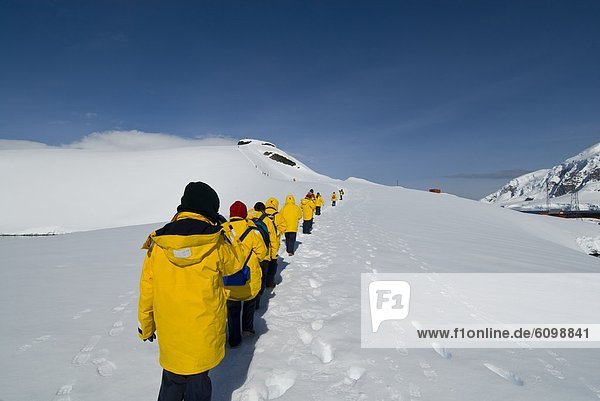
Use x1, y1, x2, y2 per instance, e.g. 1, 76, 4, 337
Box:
0, 132, 340, 234
237, 138, 331, 182
482, 143, 600, 210
2, 182, 600, 401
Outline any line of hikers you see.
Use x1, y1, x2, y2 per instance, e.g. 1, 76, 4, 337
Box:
137, 182, 345, 401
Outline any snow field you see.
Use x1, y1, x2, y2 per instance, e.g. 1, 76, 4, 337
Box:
2, 139, 600, 400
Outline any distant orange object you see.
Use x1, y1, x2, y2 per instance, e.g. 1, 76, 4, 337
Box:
429, 188, 442, 193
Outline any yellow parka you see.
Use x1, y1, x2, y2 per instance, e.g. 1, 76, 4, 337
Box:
331, 193, 337, 201
138, 212, 244, 375
248, 209, 278, 261
315, 195, 324, 207
300, 197, 316, 220
280, 195, 302, 232
265, 197, 288, 239
224, 218, 268, 301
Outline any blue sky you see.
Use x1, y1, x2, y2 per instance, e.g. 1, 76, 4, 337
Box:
1, 0, 599, 199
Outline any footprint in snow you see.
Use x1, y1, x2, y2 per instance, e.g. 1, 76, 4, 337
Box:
72, 309, 92, 319
537, 358, 565, 380
311, 338, 335, 363
112, 302, 129, 313
235, 370, 297, 400
265, 370, 297, 399
93, 357, 116, 377
17, 344, 32, 353
547, 350, 570, 366
311, 320, 324, 331
484, 363, 524, 386
579, 377, 600, 399
409, 382, 422, 399
109, 321, 124, 336
296, 327, 313, 345
52, 384, 73, 401
35, 335, 51, 343
304, 250, 324, 258
72, 335, 101, 366
308, 278, 321, 288
419, 361, 439, 383
347, 366, 366, 382
17, 335, 51, 353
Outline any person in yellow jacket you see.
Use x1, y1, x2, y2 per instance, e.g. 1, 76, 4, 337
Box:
265, 197, 287, 288
331, 191, 337, 207
138, 182, 244, 401
226, 201, 267, 347
247, 201, 277, 309
280, 195, 302, 256
315, 192, 324, 215
300, 196, 316, 234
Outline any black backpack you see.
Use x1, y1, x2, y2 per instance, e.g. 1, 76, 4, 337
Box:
250, 213, 270, 248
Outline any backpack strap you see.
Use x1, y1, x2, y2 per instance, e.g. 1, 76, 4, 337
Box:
242, 249, 252, 267
266, 211, 278, 235
236, 227, 257, 269
239, 226, 254, 243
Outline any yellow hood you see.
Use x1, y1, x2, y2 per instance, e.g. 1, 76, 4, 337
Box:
266, 197, 279, 210
285, 195, 296, 204
151, 232, 221, 268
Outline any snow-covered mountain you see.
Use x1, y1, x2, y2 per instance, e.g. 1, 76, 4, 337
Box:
0, 132, 340, 235
482, 143, 600, 210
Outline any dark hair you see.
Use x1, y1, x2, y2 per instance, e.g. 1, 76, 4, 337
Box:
254, 202, 266, 212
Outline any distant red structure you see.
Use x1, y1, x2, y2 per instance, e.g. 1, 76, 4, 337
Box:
429, 188, 442, 194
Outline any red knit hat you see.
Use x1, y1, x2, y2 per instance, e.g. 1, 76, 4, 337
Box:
229, 200, 248, 219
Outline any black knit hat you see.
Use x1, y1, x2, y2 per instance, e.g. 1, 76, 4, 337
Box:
177, 182, 220, 223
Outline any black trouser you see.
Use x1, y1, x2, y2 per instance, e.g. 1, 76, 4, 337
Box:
227, 298, 256, 347
285, 232, 296, 254
340, 195, 343, 200
255, 260, 269, 309
315, 206, 321, 215
302, 219, 313, 234
332, 201, 336, 207
158, 369, 211, 401
266, 258, 278, 288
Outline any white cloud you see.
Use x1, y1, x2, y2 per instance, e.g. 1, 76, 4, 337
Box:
84, 112, 98, 118
1, 131, 239, 152
0, 139, 49, 150
64, 130, 237, 151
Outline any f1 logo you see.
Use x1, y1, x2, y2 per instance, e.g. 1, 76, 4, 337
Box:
369, 280, 411, 332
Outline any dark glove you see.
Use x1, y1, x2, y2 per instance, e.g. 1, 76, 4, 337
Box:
143, 333, 156, 342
